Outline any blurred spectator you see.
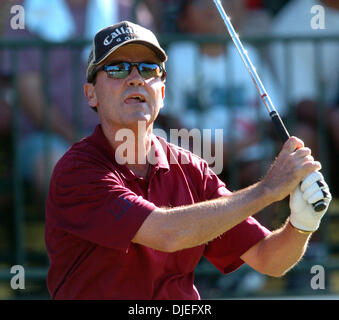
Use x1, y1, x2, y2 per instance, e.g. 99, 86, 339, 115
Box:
261, 0, 291, 16
0, 0, 130, 197
144, 0, 279, 34
269, 0, 339, 195
163, 0, 283, 189
239, 0, 274, 35
143, 0, 193, 33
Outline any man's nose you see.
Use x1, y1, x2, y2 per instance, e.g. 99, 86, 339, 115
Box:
127, 66, 144, 86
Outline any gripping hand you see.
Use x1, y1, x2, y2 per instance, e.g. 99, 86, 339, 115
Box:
289, 171, 332, 232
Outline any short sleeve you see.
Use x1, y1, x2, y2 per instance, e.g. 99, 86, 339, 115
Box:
46, 157, 157, 251
202, 164, 232, 200
204, 216, 271, 274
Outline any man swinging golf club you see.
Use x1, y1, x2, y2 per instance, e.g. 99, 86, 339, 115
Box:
45, 20, 331, 300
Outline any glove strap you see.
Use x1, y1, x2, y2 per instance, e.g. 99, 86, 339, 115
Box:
288, 221, 314, 235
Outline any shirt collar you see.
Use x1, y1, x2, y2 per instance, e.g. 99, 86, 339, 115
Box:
88, 125, 170, 181
149, 134, 170, 171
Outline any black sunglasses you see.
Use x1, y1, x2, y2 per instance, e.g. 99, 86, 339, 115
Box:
96, 61, 166, 81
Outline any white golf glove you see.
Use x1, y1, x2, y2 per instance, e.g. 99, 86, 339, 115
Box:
289, 171, 332, 232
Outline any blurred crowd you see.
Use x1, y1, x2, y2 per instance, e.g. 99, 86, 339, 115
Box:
1, 0, 338, 192
0, 0, 338, 298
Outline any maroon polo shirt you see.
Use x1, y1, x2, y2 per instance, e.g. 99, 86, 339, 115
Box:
45, 125, 270, 299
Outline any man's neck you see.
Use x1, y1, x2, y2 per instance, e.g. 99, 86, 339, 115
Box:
102, 122, 153, 179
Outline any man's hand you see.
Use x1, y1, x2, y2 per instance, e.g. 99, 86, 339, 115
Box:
289, 171, 332, 232
261, 137, 321, 202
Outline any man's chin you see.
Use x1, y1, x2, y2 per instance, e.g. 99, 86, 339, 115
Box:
124, 116, 152, 130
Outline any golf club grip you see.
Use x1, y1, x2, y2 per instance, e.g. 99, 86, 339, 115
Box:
269, 111, 290, 143
269, 111, 326, 212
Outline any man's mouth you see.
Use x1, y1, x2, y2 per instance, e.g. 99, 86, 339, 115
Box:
125, 94, 146, 104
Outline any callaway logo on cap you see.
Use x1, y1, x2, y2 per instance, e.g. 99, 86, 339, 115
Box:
86, 21, 167, 83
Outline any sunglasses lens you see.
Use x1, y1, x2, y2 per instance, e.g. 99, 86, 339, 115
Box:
139, 63, 162, 79
106, 62, 130, 79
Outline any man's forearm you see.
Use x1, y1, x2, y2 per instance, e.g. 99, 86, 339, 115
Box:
133, 181, 274, 252
248, 219, 311, 277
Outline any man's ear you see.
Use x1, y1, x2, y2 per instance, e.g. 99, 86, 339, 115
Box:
159, 84, 165, 110
84, 83, 98, 108
161, 84, 165, 100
